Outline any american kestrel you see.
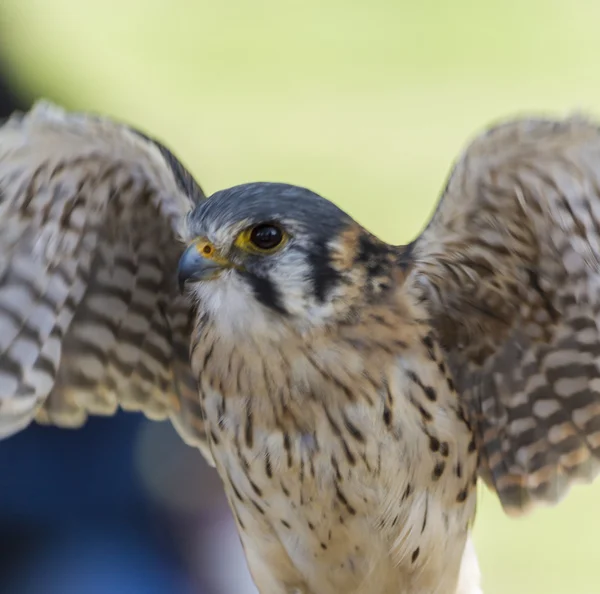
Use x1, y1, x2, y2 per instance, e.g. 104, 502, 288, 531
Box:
2, 101, 600, 594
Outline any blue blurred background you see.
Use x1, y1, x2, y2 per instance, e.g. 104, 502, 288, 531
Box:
0, 1, 600, 593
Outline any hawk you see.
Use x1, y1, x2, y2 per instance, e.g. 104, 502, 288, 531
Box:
2, 101, 600, 594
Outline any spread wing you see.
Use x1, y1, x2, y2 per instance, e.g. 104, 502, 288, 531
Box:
409, 116, 600, 514
0, 101, 210, 459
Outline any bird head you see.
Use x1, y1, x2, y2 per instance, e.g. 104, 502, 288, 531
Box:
179, 182, 402, 338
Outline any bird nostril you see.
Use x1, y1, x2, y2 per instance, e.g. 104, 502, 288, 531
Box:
195, 241, 215, 257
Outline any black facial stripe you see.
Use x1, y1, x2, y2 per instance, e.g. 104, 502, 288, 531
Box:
308, 248, 342, 303
356, 233, 395, 277
240, 271, 288, 316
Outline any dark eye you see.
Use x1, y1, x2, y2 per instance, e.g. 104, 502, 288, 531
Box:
249, 224, 284, 251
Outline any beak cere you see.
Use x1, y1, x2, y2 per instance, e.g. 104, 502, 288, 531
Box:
178, 239, 230, 292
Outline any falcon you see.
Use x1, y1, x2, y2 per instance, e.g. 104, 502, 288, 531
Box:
2, 101, 600, 594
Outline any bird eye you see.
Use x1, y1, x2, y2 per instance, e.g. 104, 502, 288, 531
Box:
249, 224, 285, 251
234, 223, 288, 254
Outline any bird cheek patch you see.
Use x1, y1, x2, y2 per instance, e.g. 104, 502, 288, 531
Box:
329, 224, 362, 272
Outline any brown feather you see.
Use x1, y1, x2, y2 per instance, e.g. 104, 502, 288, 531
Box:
410, 115, 600, 514
0, 101, 209, 457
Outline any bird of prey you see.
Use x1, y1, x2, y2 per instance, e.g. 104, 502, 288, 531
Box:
2, 101, 600, 594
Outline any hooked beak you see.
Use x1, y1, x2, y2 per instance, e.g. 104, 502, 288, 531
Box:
178, 238, 232, 293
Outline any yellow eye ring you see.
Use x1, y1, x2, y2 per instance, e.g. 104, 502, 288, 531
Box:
235, 223, 288, 254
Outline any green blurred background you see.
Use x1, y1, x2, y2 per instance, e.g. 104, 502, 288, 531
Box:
1, 0, 599, 592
